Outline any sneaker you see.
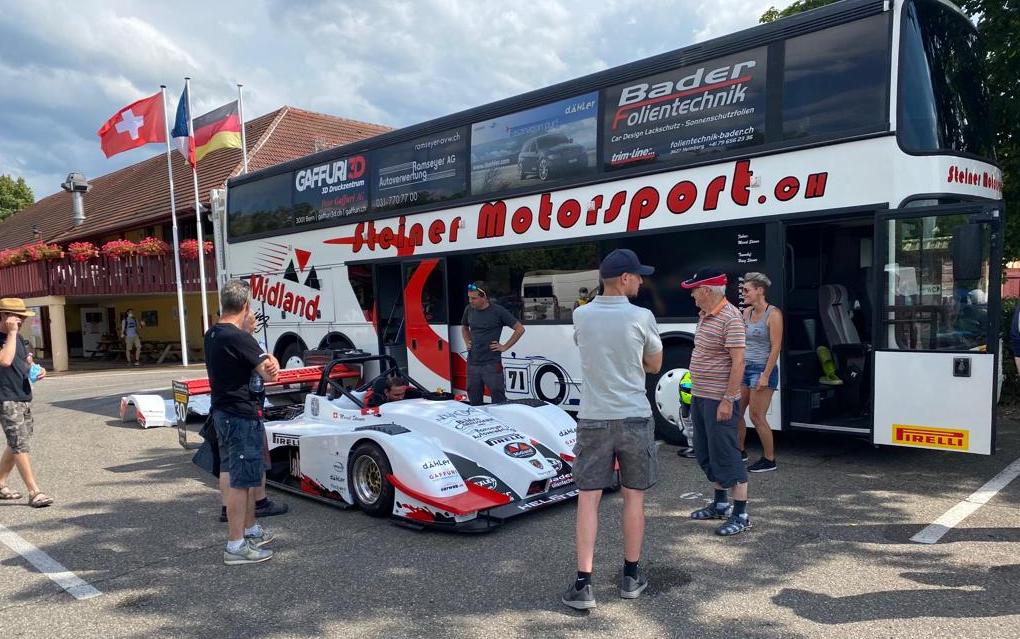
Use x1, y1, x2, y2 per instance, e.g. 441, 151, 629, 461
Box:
561, 583, 596, 610
716, 514, 752, 536
690, 503, 732, 520
740, 449, 749, 462
223, 540, 274, 565
620, 573, 648, 599
256, 499, 289, 518
245, 526, 275, 548
676, 446, 697, 458
748, 457, 777, 473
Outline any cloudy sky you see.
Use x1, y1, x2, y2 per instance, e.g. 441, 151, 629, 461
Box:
0, 0, 775, 201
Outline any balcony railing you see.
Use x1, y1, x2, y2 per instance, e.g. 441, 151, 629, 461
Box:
0, 254, 217, 298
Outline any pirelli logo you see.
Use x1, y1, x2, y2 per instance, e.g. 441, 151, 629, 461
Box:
892, 424, 969, 451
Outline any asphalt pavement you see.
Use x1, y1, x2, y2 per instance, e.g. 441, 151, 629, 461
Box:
0, 367, 1017, 638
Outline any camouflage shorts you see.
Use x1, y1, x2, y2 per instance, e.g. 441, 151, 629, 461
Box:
0, 401, 33, 453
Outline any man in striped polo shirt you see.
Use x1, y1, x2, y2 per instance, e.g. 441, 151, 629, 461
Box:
681, 268, 751, 536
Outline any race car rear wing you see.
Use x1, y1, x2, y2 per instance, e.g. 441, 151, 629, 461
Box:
173, 364, 360, 448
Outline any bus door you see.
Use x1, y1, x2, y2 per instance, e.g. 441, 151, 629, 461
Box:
401, 258, 454, 392
873, 206, 1001, 455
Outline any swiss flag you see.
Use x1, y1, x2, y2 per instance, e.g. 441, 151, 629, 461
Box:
96, 92, 166, 158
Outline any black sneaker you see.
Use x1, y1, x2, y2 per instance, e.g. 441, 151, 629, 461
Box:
561, 583, 596, 610
676, 446, 697, 458
620, 573, 648, 599
740, 449, 749, 462
256, 499, 289, 517
748, 457, 777, 473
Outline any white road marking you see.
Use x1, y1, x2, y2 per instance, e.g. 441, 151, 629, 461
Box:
910, 456, 1020, 544
0, 524, 102, 600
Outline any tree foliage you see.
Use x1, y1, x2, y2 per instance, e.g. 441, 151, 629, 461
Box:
761, 0, 1017, 264
0, 174, 34, 222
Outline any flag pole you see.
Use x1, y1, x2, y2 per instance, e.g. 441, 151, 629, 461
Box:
237, 83, 249, 175
160, 85, 190, 367
185, 77, 211, 335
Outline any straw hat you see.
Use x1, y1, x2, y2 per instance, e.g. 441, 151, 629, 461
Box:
0, 298, 36, 317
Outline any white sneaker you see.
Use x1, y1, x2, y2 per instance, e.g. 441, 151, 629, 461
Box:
224, 540, 273, 565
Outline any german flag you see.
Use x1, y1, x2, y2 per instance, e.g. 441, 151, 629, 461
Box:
193, 100, 242, 163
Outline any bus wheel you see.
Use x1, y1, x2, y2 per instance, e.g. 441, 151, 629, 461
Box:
534, 364, 567, 404
646, 343, 692, 445
280, 341, 305, 369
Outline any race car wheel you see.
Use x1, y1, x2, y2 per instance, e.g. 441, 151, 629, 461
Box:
349, 443, 395, 517
534, 364, 567, 405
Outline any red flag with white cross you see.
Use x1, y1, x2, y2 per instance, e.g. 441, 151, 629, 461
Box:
96, 92, 167, 158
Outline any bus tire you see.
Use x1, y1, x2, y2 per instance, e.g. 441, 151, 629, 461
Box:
647, 342, 693, 445
279, 340, 306, 369
534, 364, 567, 405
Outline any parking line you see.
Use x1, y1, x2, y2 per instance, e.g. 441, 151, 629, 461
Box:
910, 456, 1020, 544
0, 524, 102, 600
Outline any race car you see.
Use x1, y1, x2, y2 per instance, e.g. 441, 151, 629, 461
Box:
178, 352, 580, 532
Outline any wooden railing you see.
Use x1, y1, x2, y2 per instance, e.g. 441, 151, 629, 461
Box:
0, 254, 217, 298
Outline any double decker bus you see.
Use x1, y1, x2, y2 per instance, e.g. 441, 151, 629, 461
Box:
220, 0, 1004, 455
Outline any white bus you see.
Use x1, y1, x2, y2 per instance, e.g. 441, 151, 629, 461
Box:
221, 0, 1004, 455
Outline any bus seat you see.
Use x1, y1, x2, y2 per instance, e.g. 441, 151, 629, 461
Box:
818, 284, 860, 345
818, 284, 871, 413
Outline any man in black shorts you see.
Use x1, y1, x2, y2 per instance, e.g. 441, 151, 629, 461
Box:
205, 279, 281, 565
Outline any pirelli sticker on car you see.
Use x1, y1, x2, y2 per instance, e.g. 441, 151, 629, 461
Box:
892, 424, 969, 451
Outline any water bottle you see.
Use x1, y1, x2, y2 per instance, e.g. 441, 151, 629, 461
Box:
28, 364, 43, 384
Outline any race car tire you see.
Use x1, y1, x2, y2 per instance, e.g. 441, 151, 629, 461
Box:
646, 342, 693, 446
534, 364, 567, 405
348, 442, 395, 517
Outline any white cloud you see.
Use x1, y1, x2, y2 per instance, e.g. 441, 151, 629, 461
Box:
0, 0, 771, 201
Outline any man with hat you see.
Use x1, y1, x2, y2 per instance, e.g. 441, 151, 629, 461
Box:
562, 248, 662, 610
0, 298, 52, 508
680, 269, 750, 536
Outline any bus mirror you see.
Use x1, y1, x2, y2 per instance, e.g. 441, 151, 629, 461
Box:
951, 223, 983, 282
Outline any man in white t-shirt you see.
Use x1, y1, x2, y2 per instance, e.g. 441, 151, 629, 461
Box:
561, 248, 662, 610
120, 308, 142, 367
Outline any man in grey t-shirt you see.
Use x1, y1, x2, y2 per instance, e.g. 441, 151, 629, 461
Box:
460, 282, 525, 404
561, 249, 662, 610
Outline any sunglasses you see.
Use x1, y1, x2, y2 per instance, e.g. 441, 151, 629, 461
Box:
467, 284, 486, 297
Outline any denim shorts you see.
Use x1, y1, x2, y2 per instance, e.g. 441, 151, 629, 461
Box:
571, 416, 657, 491
742, 361, 778, 390
211, 410, 266, 489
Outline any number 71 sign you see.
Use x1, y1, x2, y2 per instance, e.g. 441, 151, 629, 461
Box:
504, 367, 529, 393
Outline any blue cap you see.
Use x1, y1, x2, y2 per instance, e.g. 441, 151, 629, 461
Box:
599, 249, 655, 279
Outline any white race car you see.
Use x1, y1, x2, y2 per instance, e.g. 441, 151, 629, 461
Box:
236, 354, 579, 532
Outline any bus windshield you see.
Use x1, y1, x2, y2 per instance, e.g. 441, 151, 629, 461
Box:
898, 0, 994, 158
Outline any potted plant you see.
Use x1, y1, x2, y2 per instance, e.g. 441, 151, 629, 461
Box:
137, 236, 170, 256
67, 241, 99, 262
101, 239, 137, 259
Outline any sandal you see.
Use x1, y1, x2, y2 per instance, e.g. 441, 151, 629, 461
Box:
690, 503, 731, 520
0, 486, 22, 500
716, 514, 752, 536
28, 492, 53, 508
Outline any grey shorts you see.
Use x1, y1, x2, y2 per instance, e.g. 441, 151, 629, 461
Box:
0, 401, 33, 454
571, 416, 657, 491
691, 396, 747, 489
212, 410, 266, 489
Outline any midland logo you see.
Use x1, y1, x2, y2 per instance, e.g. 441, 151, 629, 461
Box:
504, 442, 537, 459
893, 424, 969, 451
249, 246, 321, 321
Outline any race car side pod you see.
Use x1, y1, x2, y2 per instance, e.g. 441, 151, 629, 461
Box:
386, 473, 512, 516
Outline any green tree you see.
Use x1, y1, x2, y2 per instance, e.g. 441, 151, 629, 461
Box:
0, 174, 34, 221
761, 1, 1018, 264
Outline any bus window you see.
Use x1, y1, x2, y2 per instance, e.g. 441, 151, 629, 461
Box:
458, 243, 599, 322
782, 13, 890, 141
227, 172, 293, 239
601, 224, 766, 319
897, 0, 993, 157
882, 215, 990, 351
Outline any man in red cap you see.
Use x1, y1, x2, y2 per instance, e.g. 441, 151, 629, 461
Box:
681, 269, 751, 536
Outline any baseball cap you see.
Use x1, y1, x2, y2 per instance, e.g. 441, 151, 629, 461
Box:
680, 268, 727, 289
599, 249, 655, 279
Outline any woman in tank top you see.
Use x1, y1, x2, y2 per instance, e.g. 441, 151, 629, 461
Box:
737, 272, 782, 472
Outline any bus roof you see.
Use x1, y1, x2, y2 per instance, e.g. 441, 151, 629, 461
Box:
229, 0, 885, 189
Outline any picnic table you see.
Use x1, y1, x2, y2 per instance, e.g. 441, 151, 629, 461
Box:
86, 335, 124, 360
142, 340, 204, 364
